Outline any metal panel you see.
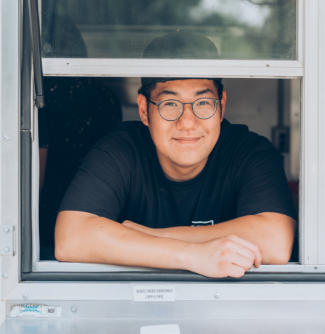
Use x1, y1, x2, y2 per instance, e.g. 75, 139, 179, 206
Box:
0, 0, 3, 327
317, 0, 325, 264
32, 261, 323, 273
2, 318, 325, 334
5, 283, 325, 301
1, 0, 21, 303
42, 59, 303, 78
300, 0, 321, 264
0, 226, 16, 256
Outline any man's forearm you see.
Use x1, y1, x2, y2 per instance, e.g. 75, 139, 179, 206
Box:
55, 211, 263, 278
124, 213, 296, 264
55, 211, 192, 270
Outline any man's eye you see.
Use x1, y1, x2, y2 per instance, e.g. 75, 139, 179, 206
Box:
165, 102, 177, 107
198, 101, 209, 105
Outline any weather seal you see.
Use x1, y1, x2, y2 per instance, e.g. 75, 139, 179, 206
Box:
20, 0, 33, 274
21, 271, 325, 283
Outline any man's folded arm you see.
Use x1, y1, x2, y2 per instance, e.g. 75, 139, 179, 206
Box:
55, 211, 190, 269
55, 210, 262, 278
123, 213, 296, 265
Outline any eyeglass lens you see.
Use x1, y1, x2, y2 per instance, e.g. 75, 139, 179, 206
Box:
159, 98, 217, 120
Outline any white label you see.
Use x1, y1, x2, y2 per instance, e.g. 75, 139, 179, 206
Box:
133, 285, 176, 302
141, 324, 180, 334
10, 304, 62, 318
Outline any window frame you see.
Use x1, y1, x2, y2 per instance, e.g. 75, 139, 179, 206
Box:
27, 0, 325, 277
2, 0, 325, 305
42, 58, 304, 78
27, 0, 325, 276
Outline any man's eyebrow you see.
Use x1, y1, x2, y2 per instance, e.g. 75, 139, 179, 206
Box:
157, 90, 178, 98
195, 88, 214, 96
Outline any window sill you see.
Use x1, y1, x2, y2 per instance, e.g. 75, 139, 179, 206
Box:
32, 261, 322, 273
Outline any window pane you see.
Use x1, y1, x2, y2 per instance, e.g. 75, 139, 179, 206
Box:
41, 0, 297, 60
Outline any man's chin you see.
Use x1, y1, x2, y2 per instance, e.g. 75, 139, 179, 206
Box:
169, 154, 207, 169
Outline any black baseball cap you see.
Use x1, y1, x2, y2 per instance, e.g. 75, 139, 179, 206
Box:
141, 31, 222, 87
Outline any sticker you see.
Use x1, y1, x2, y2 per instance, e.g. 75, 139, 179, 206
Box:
133, 285, 176, 302
10, 304, 62, 318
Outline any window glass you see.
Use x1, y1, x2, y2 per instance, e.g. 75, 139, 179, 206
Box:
41, 0, 296, 60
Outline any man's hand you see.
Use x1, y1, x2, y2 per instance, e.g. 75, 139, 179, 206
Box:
123, 213, 296, 265
186, 235, 261, 278
123, 221, 261, 277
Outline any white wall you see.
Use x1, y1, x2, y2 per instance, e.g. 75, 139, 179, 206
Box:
223, 78, 278, 142
223, 78, 299, 181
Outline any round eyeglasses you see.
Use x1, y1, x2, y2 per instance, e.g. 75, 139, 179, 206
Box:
148, 98, 220, 121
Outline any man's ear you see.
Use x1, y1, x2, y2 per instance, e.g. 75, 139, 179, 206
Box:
220, 89, 227, 121
137, 94, 149, 126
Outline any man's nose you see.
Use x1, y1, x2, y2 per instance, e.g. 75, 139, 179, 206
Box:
176, 103, 198, 130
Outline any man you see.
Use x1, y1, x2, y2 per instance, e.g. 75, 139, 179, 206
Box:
55, 32, 296, 278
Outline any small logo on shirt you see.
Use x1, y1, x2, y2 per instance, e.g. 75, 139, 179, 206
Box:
191, 220, 214, 226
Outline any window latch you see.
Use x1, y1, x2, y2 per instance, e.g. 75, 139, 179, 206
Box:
0, 225, 16, 256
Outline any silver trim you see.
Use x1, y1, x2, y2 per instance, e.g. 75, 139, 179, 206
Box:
31, 261, 324, 273
0, 0, 21, 300
42, 58, 303, 78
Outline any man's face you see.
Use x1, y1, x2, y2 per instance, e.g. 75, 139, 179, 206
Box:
138, 79, 227, 178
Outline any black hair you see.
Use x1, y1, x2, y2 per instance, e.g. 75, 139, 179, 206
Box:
138, 79, 224, 122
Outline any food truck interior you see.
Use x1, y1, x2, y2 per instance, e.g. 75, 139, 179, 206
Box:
37, 76, 300, 264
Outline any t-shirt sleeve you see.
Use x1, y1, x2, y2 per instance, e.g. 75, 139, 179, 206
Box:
59, 147, 129, 221
236, 140, 297, 221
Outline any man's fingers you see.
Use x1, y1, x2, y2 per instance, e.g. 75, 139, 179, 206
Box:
231, 243, 255, 263
228, 253, 254, 271
227, 235, 262, 267
226, 264, 245, 278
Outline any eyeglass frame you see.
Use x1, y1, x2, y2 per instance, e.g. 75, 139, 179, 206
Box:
147, 97, 220, 121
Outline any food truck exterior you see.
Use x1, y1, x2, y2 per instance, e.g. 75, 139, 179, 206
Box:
0, 0, 325, 333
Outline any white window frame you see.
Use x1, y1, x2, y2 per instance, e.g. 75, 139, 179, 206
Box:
1, 0, 325, 307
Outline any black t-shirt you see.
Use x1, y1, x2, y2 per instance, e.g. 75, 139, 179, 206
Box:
59, 119, 296, 227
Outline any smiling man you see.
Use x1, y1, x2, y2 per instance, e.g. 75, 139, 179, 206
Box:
55, 32, 296, 278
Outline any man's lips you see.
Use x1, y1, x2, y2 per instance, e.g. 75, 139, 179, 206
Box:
173, 137, 202, 144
